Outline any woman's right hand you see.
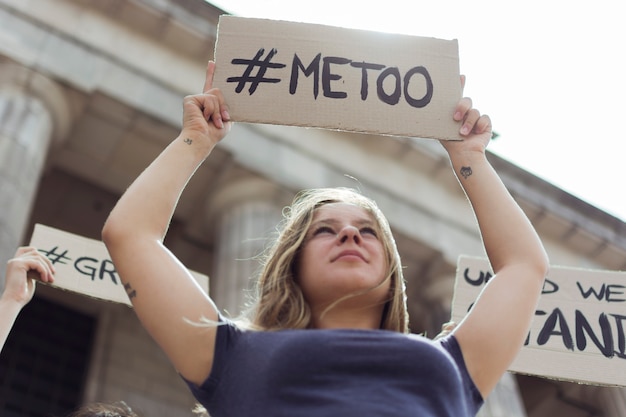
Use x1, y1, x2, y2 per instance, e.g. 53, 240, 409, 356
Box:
102, 63, 229, 386
181, 61, 232, 148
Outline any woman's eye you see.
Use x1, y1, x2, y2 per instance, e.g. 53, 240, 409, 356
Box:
360, 227, 378, 237
313, 226, 334, 236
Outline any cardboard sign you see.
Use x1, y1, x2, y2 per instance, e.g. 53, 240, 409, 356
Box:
452, 256, 626, 387
28, 224, 209, 307
213, 16, 462, 140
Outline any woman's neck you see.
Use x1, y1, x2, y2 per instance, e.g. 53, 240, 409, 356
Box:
310, 302, 385, 330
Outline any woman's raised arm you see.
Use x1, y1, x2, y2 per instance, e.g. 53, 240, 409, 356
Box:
441, 92, 549, 398
102, 62, 231, 385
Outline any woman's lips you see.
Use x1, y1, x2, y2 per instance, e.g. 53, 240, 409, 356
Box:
332, 250, 366, 262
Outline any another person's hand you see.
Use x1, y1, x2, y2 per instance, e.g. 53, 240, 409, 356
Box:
181, 61, 231, 149
433, 321, 456, 341
2, 247, 55, 308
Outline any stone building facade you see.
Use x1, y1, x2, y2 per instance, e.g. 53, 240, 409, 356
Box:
0, 0, 624, 416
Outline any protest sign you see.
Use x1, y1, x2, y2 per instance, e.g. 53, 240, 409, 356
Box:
451, 256, 626, 387
28, 224, 209, 307
213, 16, 462, 140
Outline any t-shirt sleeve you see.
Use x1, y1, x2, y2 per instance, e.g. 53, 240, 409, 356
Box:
439, 335, 484, 414
181, 314, 240, 406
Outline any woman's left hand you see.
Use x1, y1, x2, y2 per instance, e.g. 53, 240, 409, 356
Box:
440, 76, 492, 156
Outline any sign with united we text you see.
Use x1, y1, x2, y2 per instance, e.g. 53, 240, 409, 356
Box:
452, 256, 626, 387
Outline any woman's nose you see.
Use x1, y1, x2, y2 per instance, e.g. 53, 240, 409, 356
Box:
337, 225, 361, 244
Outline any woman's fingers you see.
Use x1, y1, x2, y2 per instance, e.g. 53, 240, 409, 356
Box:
454, 97, 473, 123
203, 61, 216, 93
453, 97, 492, 137
198, 62, 231, 132
182, 89, 231, 135
201, 94, 223, 128
460, 108, 481, 136
201, 89, 230, 128
474, 114, 492, 135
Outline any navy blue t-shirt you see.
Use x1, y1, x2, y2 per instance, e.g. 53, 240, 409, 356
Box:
185, 320, 483, 416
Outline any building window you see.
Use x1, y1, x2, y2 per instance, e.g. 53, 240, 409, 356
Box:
0, 296, 96, 417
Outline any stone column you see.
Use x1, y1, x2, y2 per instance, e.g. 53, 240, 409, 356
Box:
0, 62, 71, 289
206, 178, 292, 317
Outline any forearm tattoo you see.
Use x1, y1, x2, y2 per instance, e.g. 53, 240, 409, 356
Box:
183, 138, 193, 145
460, 166, 473, 179
124, 282, 137, 299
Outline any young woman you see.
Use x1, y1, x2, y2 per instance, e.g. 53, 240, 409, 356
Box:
102, 62, 549, 416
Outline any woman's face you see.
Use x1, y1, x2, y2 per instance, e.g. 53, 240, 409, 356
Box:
295, 202, 390, 310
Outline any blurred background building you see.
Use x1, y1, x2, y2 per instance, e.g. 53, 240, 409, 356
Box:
0, 0, 624, 416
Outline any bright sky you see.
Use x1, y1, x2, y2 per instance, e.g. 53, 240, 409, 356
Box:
208, 0, 626, 222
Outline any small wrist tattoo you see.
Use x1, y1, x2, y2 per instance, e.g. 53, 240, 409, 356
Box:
183, 138, 193, 145
460, 166, 473, 179
124, 282, 137, 299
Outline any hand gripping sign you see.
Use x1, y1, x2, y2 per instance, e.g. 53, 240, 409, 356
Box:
452, 256, 626, 387
213, 16, 463, 140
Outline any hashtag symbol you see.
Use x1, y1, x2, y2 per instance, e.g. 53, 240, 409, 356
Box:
38, 246, 72, 265
227, 48, 286, 94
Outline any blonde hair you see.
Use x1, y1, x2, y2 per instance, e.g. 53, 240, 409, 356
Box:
247, 187, 409, 333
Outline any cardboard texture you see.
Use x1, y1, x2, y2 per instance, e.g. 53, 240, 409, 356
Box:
452, 256, 626, 387
213, 16, 462, 140
29, 224, 209, 307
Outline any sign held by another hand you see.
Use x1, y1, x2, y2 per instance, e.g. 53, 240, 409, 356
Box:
29, 224, 209, 306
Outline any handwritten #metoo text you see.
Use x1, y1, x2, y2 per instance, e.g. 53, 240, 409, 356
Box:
226, 48, 434, 108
